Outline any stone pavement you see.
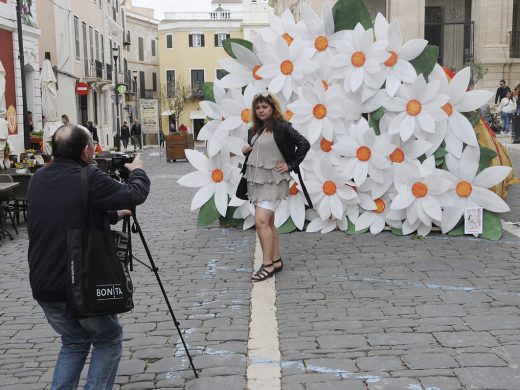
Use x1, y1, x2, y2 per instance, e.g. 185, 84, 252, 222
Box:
1, 147, 520, 389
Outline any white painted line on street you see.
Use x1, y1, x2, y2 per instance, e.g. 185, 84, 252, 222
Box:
246, 234, 281, 390
502, 219, 520, 237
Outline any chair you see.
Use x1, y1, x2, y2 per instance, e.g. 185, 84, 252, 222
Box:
12, 174, 31, 224
0, 174, 18, 239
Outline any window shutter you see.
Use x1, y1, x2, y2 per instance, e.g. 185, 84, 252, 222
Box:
214, 34, 218, 47
189, 34, 193, 47
201, 34, 205, 47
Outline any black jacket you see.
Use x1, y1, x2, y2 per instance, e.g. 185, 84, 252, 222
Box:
27, 158, 150, 302
496, 86, 511, 104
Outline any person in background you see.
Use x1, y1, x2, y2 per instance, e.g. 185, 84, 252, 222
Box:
160, 128, 165, 147
498, 90, 516, 134
495, 79, 511, 105
86, 121, 99, 143
131, 118, 142, 151
27, 111, 34, 132
121, 121, 130, 150
61, 114, 70, 125
178, 123, 187, 133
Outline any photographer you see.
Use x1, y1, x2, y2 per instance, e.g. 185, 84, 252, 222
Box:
27, 124, 150, 389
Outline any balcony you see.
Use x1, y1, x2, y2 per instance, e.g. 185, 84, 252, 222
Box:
84, 60, 100, 80
510, 31, 520, 58
164, 11, 242, 21
123, 30, 131, 46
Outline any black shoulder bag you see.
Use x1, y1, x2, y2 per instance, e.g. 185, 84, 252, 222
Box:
236, 134, 260, 200
65, 167, 134, 318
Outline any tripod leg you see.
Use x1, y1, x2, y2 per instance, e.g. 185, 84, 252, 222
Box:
130, 213, 199, 377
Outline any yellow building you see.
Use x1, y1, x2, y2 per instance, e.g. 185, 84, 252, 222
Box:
158, 1, 271, 139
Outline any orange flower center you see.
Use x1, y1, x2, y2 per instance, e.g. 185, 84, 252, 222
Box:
374, 198, 386, 213
284, 109, 293, 121
212, 169, 224, 183
282, 33, 294, 46
321, 80, 329, 91
456, 181, 473, 197
315, 35, 329, 52
390, 147, 405, 163
313, 103, 327, 119
406, 99, 422, 116
384, 51, 398, 67
356, 146, 371, 161
252, 65, 263, 80
320, 138, 333, 152
289, 182, 299, 195
412, 181, 428, 198
442, 102, 453, 117
280, 60, 294, 75
351, 51, 366, 67
323, 180, 337, 196
241, 108, 251, 123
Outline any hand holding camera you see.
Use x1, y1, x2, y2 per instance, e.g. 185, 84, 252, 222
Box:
125, 154, 143, 171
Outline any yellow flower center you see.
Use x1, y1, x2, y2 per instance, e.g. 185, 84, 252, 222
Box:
313, 103, 327, 119
314, 35, 329, 52
456, 181, 473, 197
351, 51, 366, 67
282, 33, 294, 46
289, 182, 299, 195
356, 146, 371, 161
442, 102, 453, 117
284, 109, 293, 121
252, 65, 263, 80
406, 99, 422, 116
212, 169, 224, 183
280, 60, 294, 75
390, 147, 405, 163
374, 198, 386, 213
320, 138, 333, 152
322, 80, 329, 91
241, 108, 251, 123
412, 181, 428, 198
384, 50, 398, 67
323, 180, 337, 196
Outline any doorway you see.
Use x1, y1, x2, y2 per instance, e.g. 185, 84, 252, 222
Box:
425, 6, 444, 64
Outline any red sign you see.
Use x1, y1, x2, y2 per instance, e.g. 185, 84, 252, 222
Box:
75, 82, 89, 95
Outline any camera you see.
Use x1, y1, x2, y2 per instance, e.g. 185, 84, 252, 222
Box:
111, 153, 135, 170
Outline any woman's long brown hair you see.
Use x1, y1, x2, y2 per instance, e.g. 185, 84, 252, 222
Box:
250, 93, 284, 135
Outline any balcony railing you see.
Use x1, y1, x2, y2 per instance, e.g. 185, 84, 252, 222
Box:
95, 60, 103, 79
510, 31, 520, 58
106, 63, 113, 81
164, 11, 242, 21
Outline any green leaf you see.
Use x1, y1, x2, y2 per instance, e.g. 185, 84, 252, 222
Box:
447, 223, 465, 237
345, 220, 368, 235
466, 110, 481, 127
197, 196, 220, 227
434, 147, 448, 159
410, 45, 439, 77
202, 82, 215, 103
332, 0, 372, 32
219, 206, 242, 228
369, 107, 384, 135
478, 146, 498, 174
278, 217, 297, 234
481, 210, 503, 240
391, 227, 404, 236
222, 38, 253, 59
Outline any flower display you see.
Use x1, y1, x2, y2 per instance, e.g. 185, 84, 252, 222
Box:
178, 0, 513, 240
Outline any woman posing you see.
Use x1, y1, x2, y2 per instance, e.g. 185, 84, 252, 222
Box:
242, 93, 310, 282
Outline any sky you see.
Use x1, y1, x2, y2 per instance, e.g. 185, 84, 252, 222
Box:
131, 0, 212, 19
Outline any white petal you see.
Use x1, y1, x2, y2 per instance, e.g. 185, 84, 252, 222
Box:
353, 162, 368, 185
274, 200, 290, 227
474, 166, 512, 188
330, 195, 344, 220
455, 90, 494, 112
441, 198, 465, 233
290, 195, 306, 229
356, 211, 376, 231
448, 67, 471, 103
421, 196, 442, 221
449, 111, 478, 146
185, 149, 210, 172
214, 183, 229, 217
391, 191, 415, 209
398, 39, 428, 61
306, 217, 326, 232
370, 215, 386, 234
177, 171, 211, 188
471, 187, 511, 213
458, 145, 480, 181
191, 185, 215, 211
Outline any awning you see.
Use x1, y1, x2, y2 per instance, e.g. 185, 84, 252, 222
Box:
161, 110, 174, 116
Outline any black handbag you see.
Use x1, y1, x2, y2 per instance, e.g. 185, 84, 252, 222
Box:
65, 167, 134, 318
235, 135, 261, 200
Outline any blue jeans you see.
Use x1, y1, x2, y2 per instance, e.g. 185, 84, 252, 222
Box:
501, 112, 512, 133
38, 301, 123, 390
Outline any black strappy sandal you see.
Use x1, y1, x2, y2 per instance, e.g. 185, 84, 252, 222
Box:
252, 262, 275, 282
273, 258, 283, 273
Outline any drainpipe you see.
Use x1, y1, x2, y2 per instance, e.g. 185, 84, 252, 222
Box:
16, 0, 30, 149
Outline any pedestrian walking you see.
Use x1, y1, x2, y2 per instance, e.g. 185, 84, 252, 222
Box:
498, 91, 516, 134
27, 124, 150, 389
241, 93, 310, 282
86, 120, 99, 142
121, 121, 130, 150
131, 118, 142, 151
495, 79, 511, 105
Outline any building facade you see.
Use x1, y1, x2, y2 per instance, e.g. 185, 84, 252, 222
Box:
0, 0, 42, 154
158, 0, 271, 137
268, 0, 520, 94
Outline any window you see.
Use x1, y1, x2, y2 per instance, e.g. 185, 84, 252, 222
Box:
166, 70, 175, 97
139, 71, 145, 98
214, 33, 230, 47
82, 22, 88, 72
138, 37, 144, 61
89, 26, 94, 64
152, 72, 157, 91
166, 34, 173, 49
189, 33, 205, 48
191, 69, 204, 97
101, 34, 105, 64
95, 30, 100, 61
74, 17, 80, 60
216, 69, 227, 80
151, 39, 156, 56
109, 39, 113, 65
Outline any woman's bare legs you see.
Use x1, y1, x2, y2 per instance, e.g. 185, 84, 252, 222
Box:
255, 207, 275, 269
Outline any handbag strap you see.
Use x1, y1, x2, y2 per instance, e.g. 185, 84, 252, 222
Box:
240, 132, 260, 175
80, 166, 95, 227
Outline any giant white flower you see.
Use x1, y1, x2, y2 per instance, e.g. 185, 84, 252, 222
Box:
333, 119, 394, 186
306, 209, 349, 233
274, 179, 307, 230
355, 188, 402, 234
256, 38, 317, 100
229, 197, 256, 230
441, 146, 511, 233
177, 149, 240, 217
300, 2, 339, 60
391, 156, 453, 236
374, 13, 427, 97
259, 9, 307, 46
219, 85, 256, 139
429, 65, 494, 158
331, 24, 388, 96
383, 74, 449, 142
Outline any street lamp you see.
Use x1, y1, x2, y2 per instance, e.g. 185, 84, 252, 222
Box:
132, 70, 143, 149
112, 45, 121, 151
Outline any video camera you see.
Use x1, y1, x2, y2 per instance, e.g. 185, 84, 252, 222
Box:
110, 153, 135, 182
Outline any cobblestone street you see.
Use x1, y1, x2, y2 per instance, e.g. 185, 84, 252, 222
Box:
1, 148, 520, 389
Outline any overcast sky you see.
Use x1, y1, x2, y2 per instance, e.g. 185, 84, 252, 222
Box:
131, 0, 213, 19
